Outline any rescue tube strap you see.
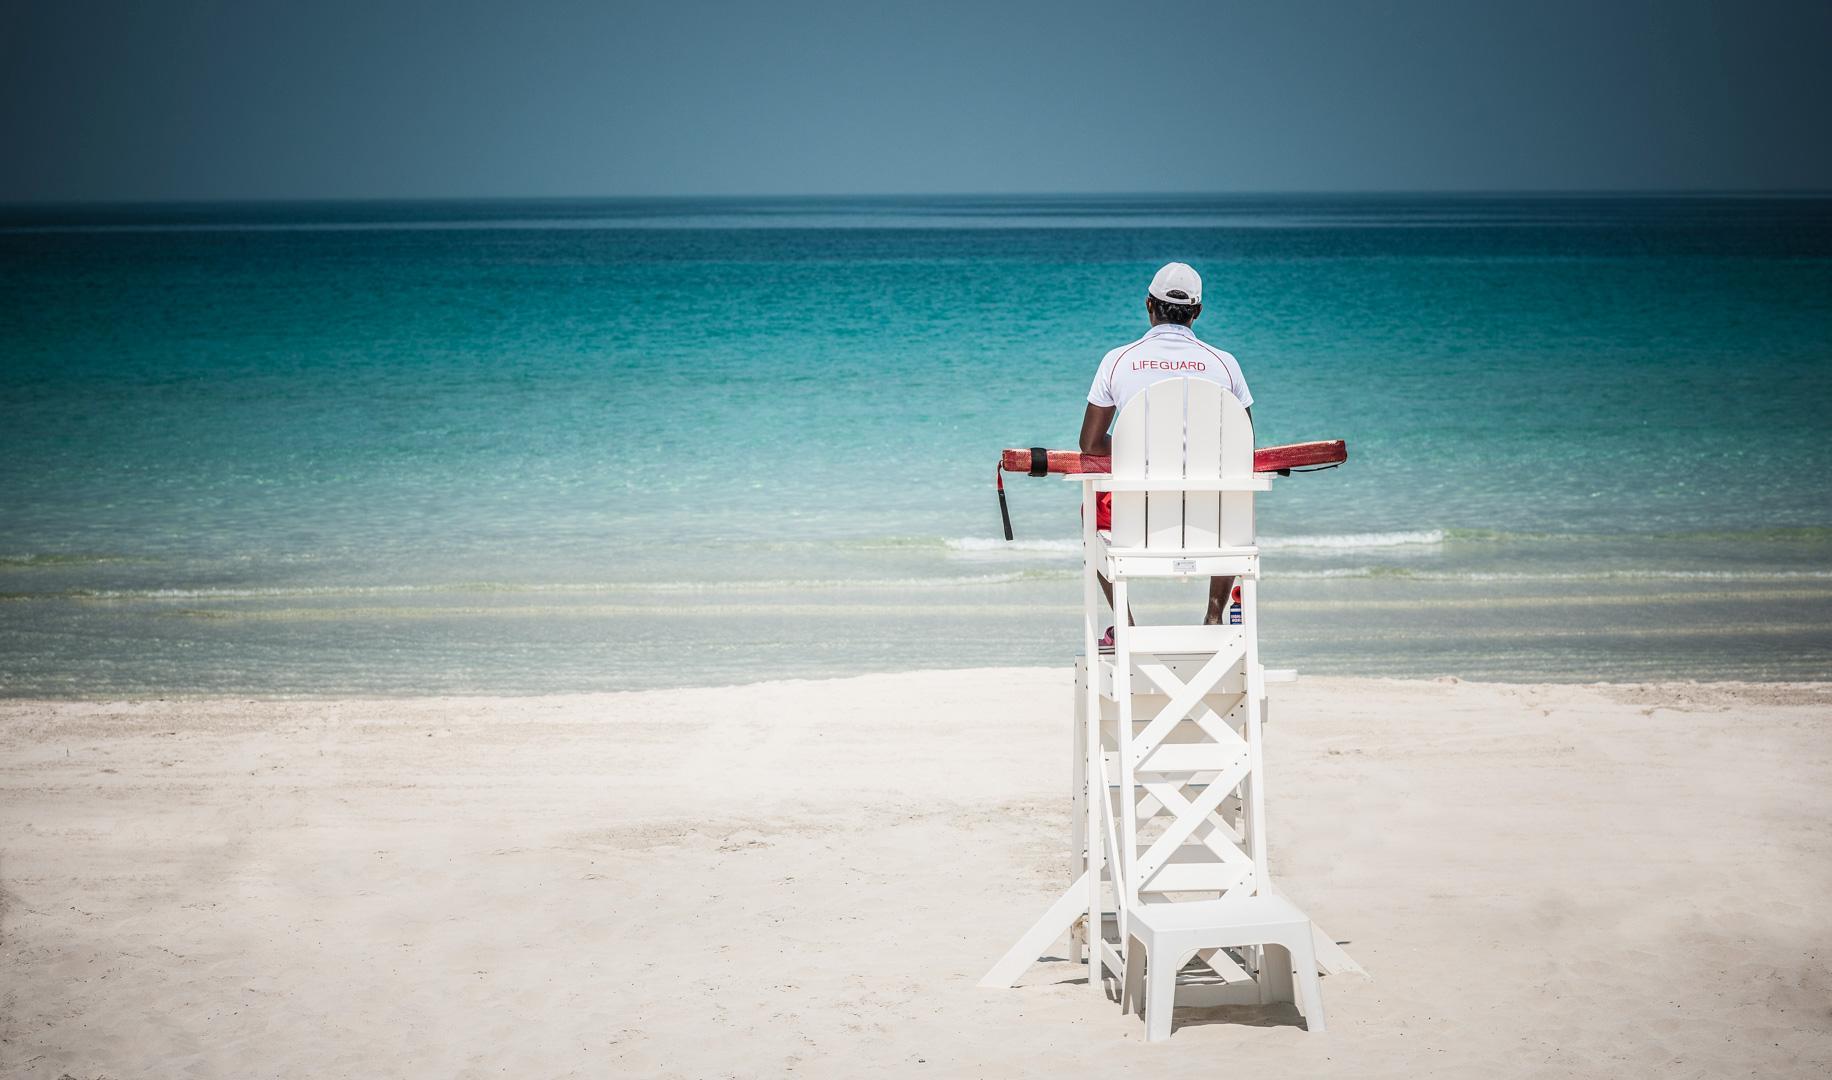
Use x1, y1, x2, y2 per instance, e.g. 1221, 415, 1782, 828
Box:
1028, 447, 1049, 477
996, 464, 1014, 541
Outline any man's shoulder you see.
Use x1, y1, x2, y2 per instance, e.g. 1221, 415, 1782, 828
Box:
1184, 332, 1240, 365
1099, 333, 1153, 364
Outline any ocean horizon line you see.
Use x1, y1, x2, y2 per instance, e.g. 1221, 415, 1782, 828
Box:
7, 190, 1829, 236
6, 189, 1832, 212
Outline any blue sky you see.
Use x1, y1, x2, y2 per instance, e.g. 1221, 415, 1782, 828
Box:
2, 0, 1828, 201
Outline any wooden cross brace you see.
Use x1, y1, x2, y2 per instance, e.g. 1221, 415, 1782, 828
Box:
1128, 641, 1246, 766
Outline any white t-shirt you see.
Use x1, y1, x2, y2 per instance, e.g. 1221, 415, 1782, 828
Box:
1087, 323, 1252, 416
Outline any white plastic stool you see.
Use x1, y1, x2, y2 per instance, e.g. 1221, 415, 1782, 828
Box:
1122, 893, 1327, 1041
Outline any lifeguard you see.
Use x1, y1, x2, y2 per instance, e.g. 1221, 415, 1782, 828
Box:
1079, 262, 1252, 631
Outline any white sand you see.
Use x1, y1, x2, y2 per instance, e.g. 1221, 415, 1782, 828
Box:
3, 672, 1829, 1078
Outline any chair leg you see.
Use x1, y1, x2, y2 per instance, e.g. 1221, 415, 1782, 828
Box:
1144, 943, 1180, 1041
1069, 680, 1087, 965
1122, 933, 1145, 1016
1260, 942, 1295, 1003
1287, 932, 1327, 1034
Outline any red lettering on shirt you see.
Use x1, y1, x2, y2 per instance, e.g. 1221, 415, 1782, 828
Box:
1131, 360, 1207, 372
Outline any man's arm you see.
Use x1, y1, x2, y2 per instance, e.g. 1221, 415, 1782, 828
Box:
1080, 403, 1116, 455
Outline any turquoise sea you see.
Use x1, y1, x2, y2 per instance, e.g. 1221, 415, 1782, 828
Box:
2, 195, 1830, 694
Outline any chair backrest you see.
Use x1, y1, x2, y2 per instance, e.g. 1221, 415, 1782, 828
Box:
1109, 377, 1254, 551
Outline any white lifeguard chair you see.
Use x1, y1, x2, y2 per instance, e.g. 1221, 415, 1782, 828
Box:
980, 378, 1359, 1040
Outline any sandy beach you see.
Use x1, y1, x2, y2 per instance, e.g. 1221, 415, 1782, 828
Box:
3, 671, 1829, 1078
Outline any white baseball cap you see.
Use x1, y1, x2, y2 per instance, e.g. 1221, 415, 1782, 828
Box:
1148, 262, 1202, 306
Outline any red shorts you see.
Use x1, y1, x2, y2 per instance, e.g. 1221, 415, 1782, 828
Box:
1090, 491, 1112, 532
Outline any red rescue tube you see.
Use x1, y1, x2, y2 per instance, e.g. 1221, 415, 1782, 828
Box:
999, 439, 1346, 476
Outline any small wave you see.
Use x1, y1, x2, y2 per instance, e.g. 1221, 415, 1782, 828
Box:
1440, 528, 1558, 542
948, 532, 1450, 553
33, 570, 1081, 602
826, 525, 1832, 558
1278, 567, 1418, 579
10, 565, 1825, 604
1448, 569, 1832, 583
1276, 568, 1832, 582
946, 537, 1082, 554
824, 536, 949, 552
1261, 530, 1445, 550
0, 552, 144, 567
1647, 526, 1832, 544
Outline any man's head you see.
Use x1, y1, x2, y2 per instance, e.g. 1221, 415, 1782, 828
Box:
1146, 261, 1202, 326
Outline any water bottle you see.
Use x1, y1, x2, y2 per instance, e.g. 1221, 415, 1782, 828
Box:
1228, 584, 1243, 625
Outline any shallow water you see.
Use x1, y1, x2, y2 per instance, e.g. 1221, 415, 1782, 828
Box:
3, 195, 1829, 693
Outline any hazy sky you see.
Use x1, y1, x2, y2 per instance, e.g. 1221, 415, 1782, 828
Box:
2, 0, 1828, 201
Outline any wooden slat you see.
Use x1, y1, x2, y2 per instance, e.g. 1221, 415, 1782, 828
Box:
1104, 758, 1245, 789
1141, 861, 1253, 892
1096, 656, 1247, 701
1135, 741, 1248, 775
1218, 391, 1257, 548
1125, 624, 1243, 656
1184, 381, 1223, 549
1144, 379, 1187, 549
1109, 390, 1147, 549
